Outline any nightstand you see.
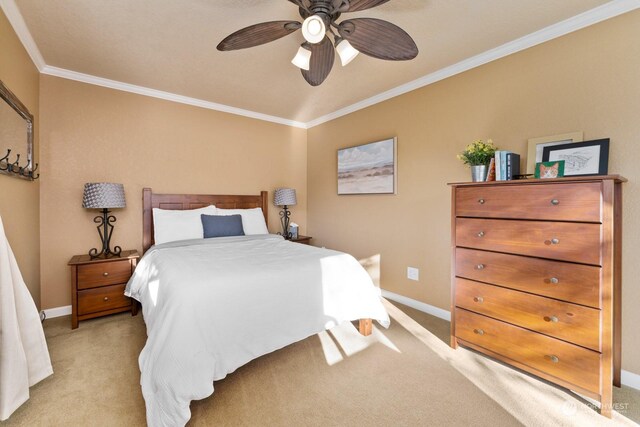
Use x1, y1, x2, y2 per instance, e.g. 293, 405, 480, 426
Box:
290, 235, 312, 245
68, 250, 140, 329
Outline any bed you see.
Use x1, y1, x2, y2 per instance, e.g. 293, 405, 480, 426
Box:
126, 189, 390, 426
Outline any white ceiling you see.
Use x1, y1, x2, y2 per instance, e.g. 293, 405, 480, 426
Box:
7, 0, 632, 126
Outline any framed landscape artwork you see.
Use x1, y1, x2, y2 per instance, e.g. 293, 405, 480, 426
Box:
338, 137, 397, 195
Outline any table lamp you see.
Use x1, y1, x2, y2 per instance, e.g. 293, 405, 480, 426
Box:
82, 182, 126, 258
274, 188, 297, 240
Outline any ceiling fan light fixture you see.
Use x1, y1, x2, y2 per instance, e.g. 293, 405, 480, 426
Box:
291, 46, 312, 70
302, 15, 326, 44
336, 38, 359, 66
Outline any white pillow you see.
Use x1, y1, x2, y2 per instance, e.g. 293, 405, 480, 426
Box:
153, 205, 217, 245
216, 207, 268, 235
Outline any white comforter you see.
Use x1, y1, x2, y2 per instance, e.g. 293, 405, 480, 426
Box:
125, 234, 389, 426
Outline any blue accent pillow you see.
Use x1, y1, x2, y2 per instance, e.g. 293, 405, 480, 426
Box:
201, 214, 245, 238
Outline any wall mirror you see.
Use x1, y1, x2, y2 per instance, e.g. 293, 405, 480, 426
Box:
0, 79, 36, 181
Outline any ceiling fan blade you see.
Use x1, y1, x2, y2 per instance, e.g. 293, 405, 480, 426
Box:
301, 37, 335, 87
217, 21, 301, 51
338, 18, 418, 60
346, 0, 391, 12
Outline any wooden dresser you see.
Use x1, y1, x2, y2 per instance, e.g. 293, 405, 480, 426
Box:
69, 250, 140, 329
449, 175, 625, 417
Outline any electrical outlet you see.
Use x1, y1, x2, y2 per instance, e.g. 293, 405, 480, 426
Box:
407, 267, 419, 281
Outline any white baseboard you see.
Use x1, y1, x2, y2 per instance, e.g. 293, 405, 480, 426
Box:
381, 289, 640, 391
381, 289, 451, 321
621, 369, 640, 391
42, 305, 71, 319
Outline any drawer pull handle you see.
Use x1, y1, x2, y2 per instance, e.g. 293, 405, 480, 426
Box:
550, 277, 559, 284
477, 231, 485, 238
545, 238, 560, 245
476, 264, 485, 270
478, 198, 485, 204
545, 355, 560, 363
473, 296, 484, 303
550, 199, 560, 205
103, 297, 109, 302
473, 328, 485, 336
103, 272, 109, 276
544, 315, 559, 323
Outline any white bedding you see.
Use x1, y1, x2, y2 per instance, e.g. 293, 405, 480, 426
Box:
125, 234, 389, 426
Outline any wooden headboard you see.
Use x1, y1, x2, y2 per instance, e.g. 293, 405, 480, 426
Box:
142, 188, 268, 253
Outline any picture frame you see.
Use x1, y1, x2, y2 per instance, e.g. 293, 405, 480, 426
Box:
542, 138, 609, 177
337, 137, 397, 195
526, 131, 583, 175
534, 160, 565, 179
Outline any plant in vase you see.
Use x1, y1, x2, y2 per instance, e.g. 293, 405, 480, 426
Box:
457, 139, 497, 182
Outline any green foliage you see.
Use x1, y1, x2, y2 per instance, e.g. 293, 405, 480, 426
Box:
457, 139, 497, 166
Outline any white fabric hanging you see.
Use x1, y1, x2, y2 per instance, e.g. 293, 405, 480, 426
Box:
0, 215, 52, 420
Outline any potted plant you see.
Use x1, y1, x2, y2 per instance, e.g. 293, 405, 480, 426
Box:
457, 139, 497, 182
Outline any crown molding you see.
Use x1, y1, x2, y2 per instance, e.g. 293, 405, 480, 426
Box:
0, 0, 45, 70
306, 0, 640, 128
3, 0, 638, 129
40, 66, 307, 128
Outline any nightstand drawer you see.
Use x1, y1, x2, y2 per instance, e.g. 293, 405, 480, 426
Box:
455, 182, 601, 222
77, 260, 132, 289
78, 284, 130, 315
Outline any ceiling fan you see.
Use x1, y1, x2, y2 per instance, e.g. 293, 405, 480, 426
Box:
217, 0, 418, 86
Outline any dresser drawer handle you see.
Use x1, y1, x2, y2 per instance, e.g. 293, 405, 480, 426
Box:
475, 264, 485, 270
550, 199, 560, 205
545, 354, 560, 363
478, 198, 485, 204
103, 272, 109, 276
549, 277, 559, 284
473, 296, 484, 303
545, 238, 560, 245
477, 231, 485, 238
103, 297, 109, 302
543, 315, 559, 323
473, 328, 485, 336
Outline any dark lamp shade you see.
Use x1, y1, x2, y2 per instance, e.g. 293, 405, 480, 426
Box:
274, 188, 297, 206
82, 183, 126, 209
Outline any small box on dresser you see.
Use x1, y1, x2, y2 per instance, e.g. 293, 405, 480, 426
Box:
68, 250, 140, 329
449, 175, 625, 417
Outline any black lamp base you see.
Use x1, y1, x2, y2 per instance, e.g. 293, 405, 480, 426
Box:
279, 206, 293, 240
89, 208, 122, 259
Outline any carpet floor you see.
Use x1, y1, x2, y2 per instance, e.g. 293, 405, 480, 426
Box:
2, 299, 639, 426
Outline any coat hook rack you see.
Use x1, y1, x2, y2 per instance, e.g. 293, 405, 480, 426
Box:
0, 148, 39, 180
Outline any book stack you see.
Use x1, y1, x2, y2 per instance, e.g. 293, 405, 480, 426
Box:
494, 151, 520, 181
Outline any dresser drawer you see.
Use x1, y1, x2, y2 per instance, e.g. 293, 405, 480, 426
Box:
455, 182, 601, 222
77, 259, 132, 289
78, 284, 131, 315
455, 248, 601, 308
456, 218, 601, 265
455, 308, 601, 394
455, 278, 600, 350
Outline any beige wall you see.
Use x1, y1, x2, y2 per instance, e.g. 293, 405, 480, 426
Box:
39, 75, 307, 309
0, 10, 40, 307
307, 11, 640, 375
